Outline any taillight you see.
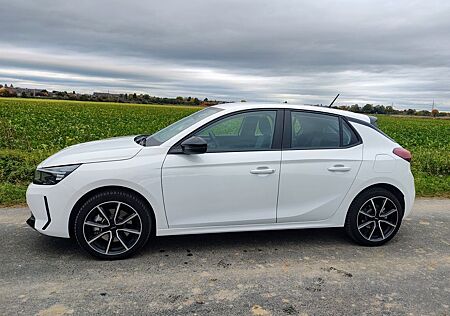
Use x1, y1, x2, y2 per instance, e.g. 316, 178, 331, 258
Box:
393, 147, 412, 162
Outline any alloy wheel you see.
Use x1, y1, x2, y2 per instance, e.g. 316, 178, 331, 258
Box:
82, 201, 142, 255
356, 196, 399, 242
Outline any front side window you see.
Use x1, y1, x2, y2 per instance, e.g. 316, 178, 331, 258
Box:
194, 110, 277, 152
290, 111, 340, 149
146, 107, 223, 146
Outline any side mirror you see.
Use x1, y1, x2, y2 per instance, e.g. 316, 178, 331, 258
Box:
181, 136, 207, 154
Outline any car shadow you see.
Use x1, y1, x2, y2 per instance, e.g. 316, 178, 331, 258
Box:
144, 227, 349, 253
24, 227, 348, 258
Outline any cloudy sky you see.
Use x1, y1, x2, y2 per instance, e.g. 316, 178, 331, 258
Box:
1, 0, 449, 110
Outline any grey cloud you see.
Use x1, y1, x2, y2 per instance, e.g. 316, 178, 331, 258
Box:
1, 0, 450, 110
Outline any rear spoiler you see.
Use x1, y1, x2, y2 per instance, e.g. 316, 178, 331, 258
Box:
369, 116, 378, 127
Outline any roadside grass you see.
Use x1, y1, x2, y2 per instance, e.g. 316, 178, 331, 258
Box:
0, 183, 27, 206
376, 115, 450, 198
0, 98, 199, 206
0, 97, 449, 206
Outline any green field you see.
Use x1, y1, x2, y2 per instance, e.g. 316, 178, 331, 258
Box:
1, 98, 449, 206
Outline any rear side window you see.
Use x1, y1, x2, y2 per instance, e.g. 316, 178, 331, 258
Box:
342, 120, 359, 146
288, 111, 360, 149
290, 112, 340, 149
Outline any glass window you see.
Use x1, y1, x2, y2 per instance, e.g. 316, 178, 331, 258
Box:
290, 112, 340, 149
342, 120, 359, 146
146, 107, 223, 145
195, 110, 277, 152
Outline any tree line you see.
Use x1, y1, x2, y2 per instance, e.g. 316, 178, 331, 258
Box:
334, 103, 447, 117
0, 84, 223, 106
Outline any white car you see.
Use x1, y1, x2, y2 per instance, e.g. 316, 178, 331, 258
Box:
26, 103, 415, 259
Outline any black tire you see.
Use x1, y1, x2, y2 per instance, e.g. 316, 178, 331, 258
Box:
74, 190, 152, 260
345, 187, 403, 246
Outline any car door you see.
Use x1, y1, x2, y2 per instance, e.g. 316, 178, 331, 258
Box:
162, 109, 283, 228
277, 110, 363, 223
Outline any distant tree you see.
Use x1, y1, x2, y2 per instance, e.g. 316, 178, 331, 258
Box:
385, 105, 395, 114
416, 110, 430, 116
203, 98, 208, 102
374, 105, 386, 114
240, 99, 247, 102
406, 109, 416, 115
431, 109, 439, 117
349, 104, 360, 112
68, 93, 78, 100
38, 89, 49, 97
362, 104, 374, 113
0, 87, 10, 97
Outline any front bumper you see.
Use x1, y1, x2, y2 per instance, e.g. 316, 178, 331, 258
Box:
26, 183, 74, 238
26, 214, 36, 230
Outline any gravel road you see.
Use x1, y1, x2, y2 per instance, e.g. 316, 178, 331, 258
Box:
0, 199, 449, 315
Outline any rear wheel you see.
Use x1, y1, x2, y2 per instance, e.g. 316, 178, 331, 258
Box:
74, 190, 152, 259
345, 188, 403, 246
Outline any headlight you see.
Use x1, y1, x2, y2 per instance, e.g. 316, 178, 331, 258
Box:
33, 164, 81, 185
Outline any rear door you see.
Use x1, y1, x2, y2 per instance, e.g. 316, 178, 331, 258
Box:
277, 110, 363, 223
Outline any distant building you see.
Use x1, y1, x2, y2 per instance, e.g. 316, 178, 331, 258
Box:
13, 87, 51, 97
93, 92, 123, 98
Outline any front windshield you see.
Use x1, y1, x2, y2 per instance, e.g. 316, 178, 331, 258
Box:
146, 107, 223, 146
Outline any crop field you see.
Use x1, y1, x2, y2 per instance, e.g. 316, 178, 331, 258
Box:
1, 97, 449, 206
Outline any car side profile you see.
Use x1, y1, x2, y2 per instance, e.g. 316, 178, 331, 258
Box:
26, 103, 415, 259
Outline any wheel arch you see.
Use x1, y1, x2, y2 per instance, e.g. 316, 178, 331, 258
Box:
351, 183, 405, 213
68, 185, 157, 238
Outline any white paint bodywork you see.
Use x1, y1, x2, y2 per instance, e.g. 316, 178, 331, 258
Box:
26, 103, 415, 238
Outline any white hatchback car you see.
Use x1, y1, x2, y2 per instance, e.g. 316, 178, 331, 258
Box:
26, 103, 415, 259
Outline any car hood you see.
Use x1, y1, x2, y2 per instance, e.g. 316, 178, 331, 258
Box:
39, 136, 143, 168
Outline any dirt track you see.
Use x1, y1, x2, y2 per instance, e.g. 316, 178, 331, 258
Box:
0, 199, 449, 315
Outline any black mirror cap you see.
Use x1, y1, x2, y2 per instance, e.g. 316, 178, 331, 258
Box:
181, 136, 207, 154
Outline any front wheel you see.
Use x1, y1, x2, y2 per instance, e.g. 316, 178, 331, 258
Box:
345, 188, 403, 246
74, 190, 152, 259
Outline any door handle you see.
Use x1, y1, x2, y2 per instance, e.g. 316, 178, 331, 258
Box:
250, 167, 275, 175
328, 165, 351, 172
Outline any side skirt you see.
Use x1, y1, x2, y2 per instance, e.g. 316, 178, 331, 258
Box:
156, 221, 342, 236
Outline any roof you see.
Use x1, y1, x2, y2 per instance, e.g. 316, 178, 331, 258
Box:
214, 102, 371, 123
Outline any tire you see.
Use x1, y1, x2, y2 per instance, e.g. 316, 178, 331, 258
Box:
345, 187, 403, 246
74, 190, 152, 260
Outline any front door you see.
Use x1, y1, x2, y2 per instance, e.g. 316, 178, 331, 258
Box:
162, 109, 282, 228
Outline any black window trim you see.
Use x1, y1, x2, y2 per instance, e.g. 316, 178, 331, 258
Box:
346, 116, 395, 143
282, 109, 362, 151
168, 108, 285, 154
